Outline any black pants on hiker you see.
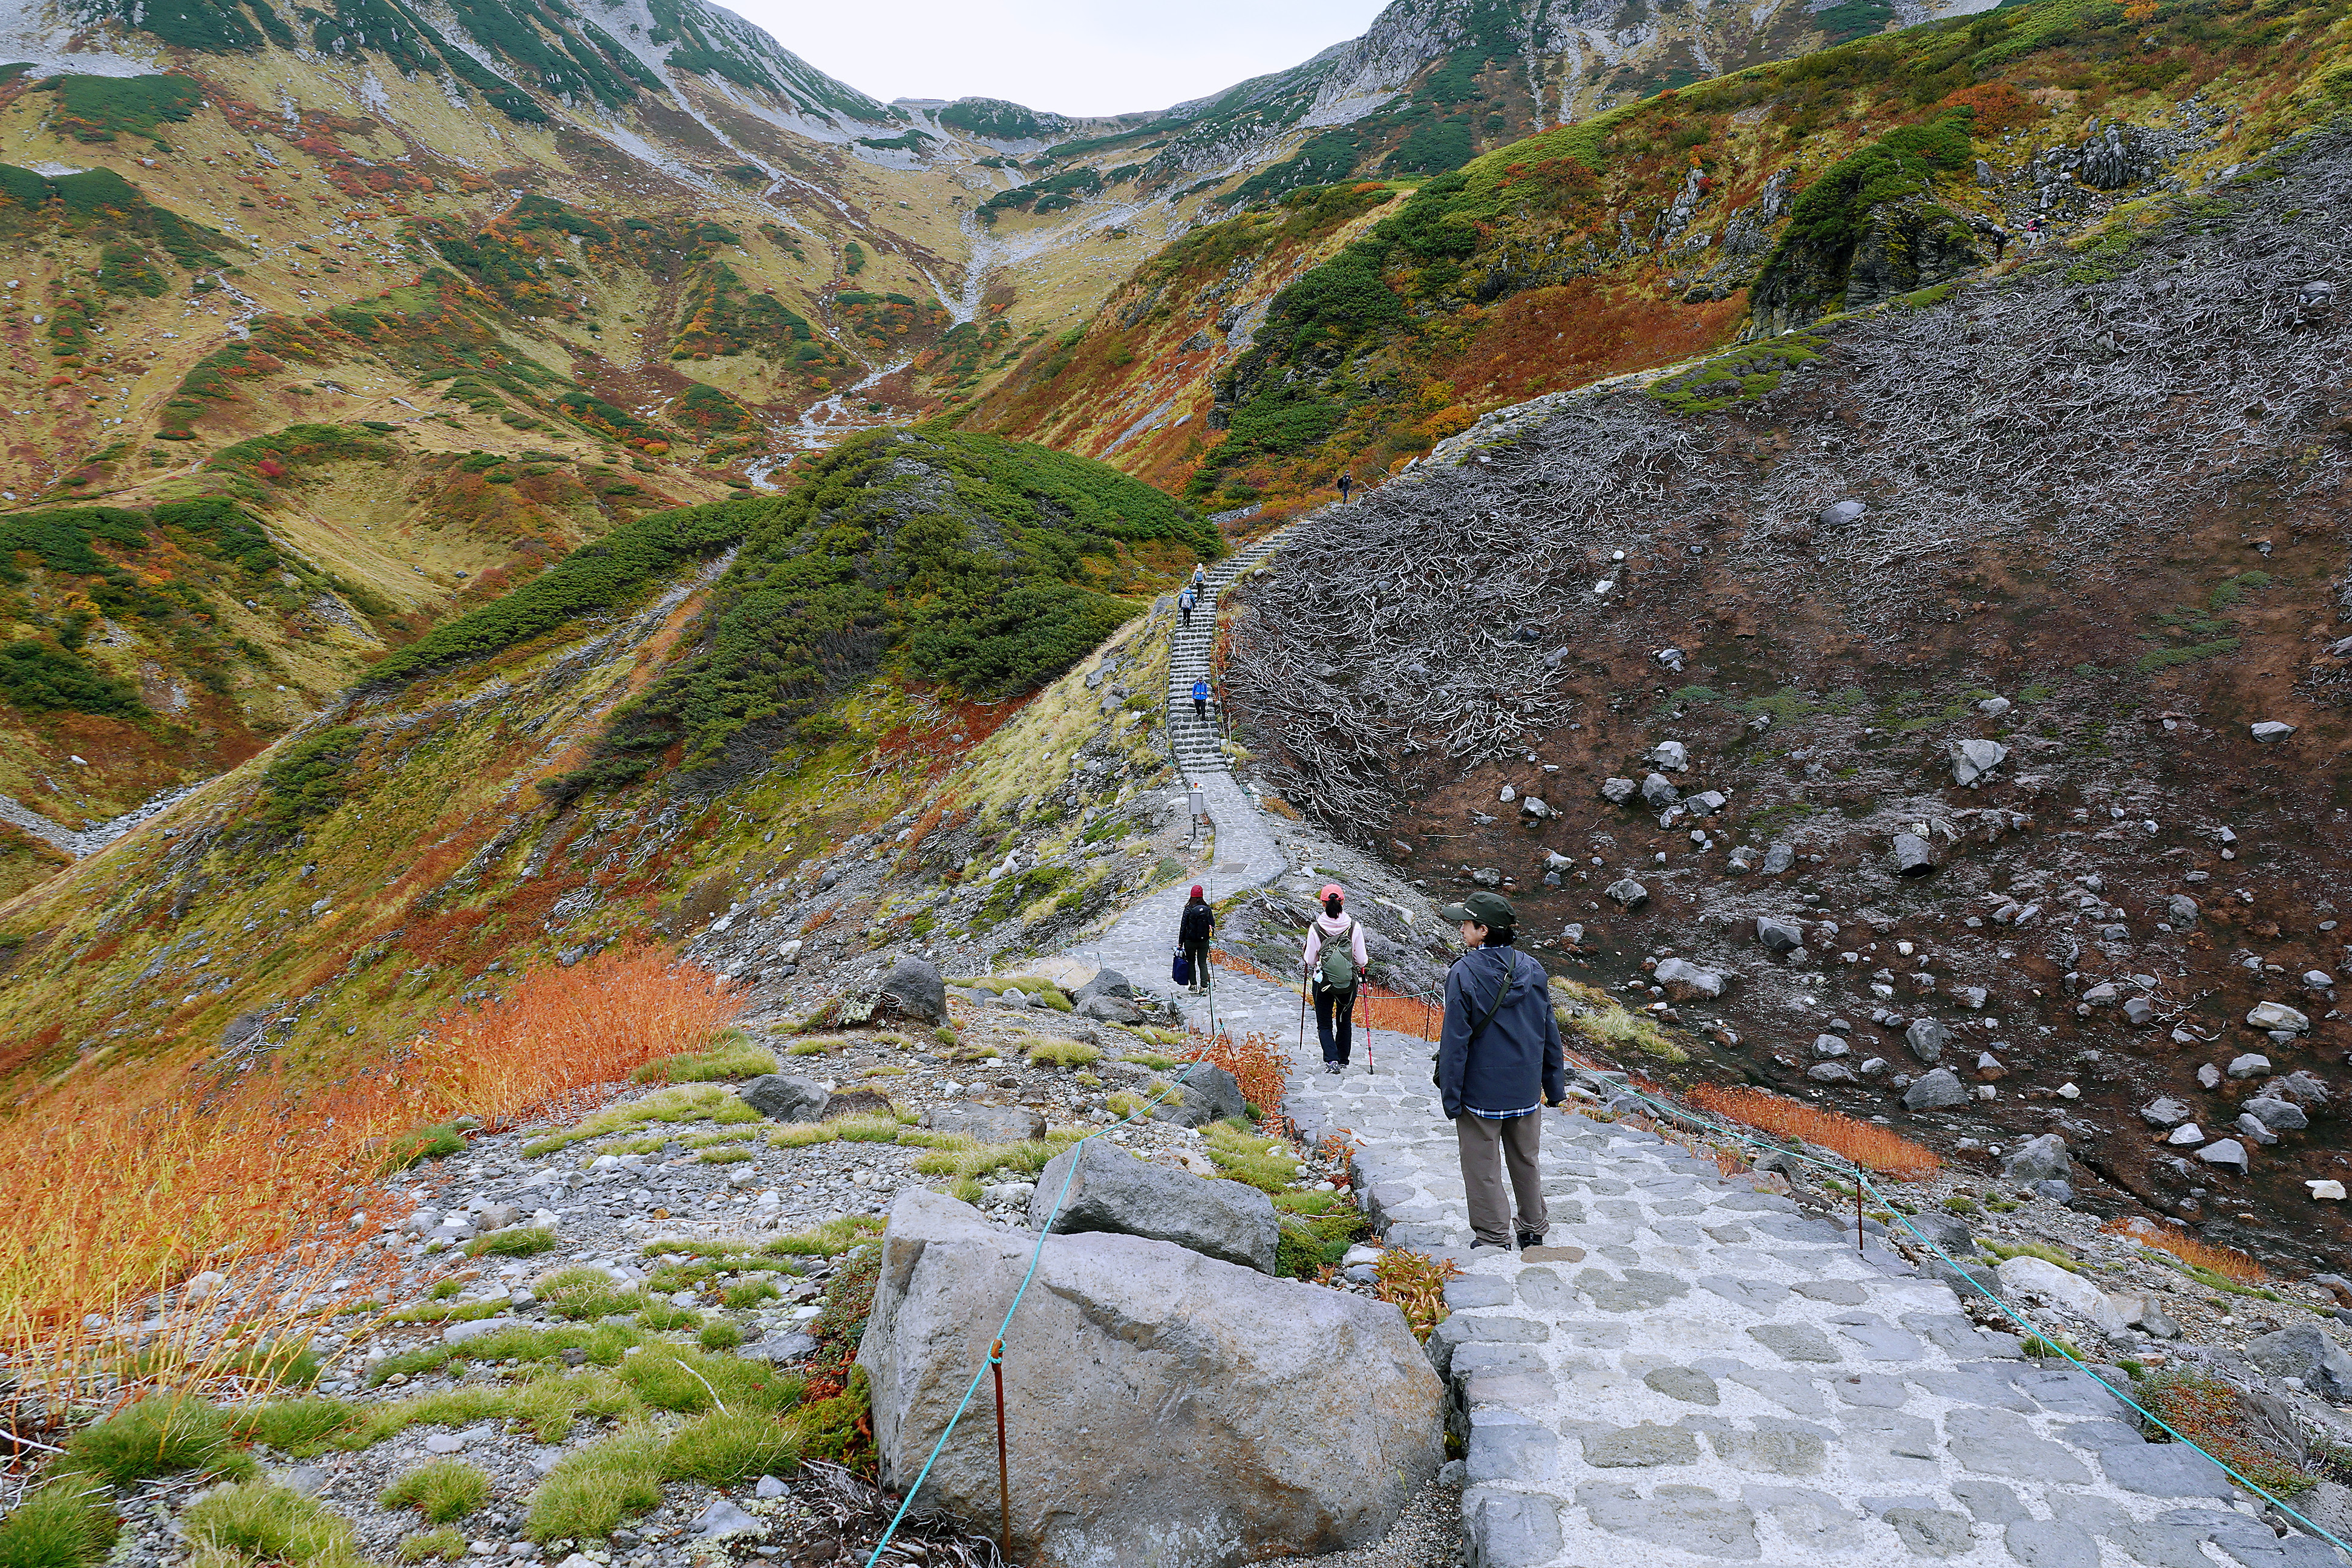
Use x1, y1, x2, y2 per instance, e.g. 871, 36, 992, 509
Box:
1192, 697, 1207, 721
1184, 942, 1211, 993
1314, 983, 1356, 1064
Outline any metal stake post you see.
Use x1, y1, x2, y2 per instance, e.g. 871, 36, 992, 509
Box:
991, 1339, 1010, 1564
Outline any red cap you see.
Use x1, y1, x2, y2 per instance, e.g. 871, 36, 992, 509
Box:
1190, 884, 1204, 898
1319, 883, 1344, 903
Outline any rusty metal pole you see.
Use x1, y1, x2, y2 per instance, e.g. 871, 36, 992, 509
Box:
1855, 1169, 1865, 1257
991, 1339, 1010, 1566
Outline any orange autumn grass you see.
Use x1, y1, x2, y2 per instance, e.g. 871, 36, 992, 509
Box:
0, 944, 740, 1354
1689, 1085, 1942, 1181
2104, 1218, 2269, 1284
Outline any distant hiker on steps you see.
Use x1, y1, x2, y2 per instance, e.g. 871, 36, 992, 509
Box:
1178, 884, 1215, 994
1337, 472, 1352, 504
1190, 563, 1209, 597
1179, 586, 1197, 628
1301, 883, 1368, 1074
1435, 889, 1565, 1250
1191, 677, 1210, 722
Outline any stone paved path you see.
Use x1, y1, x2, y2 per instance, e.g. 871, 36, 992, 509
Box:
1057, 532, 2345, 1568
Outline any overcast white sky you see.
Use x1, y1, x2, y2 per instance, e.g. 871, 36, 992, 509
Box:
728, 0, 1393, 119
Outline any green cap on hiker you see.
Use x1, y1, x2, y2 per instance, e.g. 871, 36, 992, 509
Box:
1437, 890, 1515, 928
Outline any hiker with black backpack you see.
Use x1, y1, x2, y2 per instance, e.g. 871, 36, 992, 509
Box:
1300, 883, 1368, 1074
1177, 884, 1215, 994
1434, 890, 1565, 1250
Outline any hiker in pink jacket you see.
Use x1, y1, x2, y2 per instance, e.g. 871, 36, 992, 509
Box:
1301, 883, 1369, 1074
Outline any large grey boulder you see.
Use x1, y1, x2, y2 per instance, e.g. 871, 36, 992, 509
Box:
1641, 772, 1681, 809
1151, 1061, 1250, 1128
1902, 1068, 1968, 1112
1072, 968, 1145, 1023
1905, 1019, 1948, 1063
2244, 1327, 2352, 1400
925, 1105, 1048, 1143
1652, 958, 1723, 999
2241, 1096, 2308, 1132
1029, 1140, 1277, 1273
860, 1192, 1443, 1567
2000, 1134, 2071, 1184
1756, 916, 1805, 955
877, 956, 949, 1025
740, 1074, 831, 1123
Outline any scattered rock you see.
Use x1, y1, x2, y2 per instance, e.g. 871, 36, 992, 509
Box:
923, 1105, 1048, 1143
2226, 1053, 2272, 1080
1999, 1134, 2070, 1184
1641, 773, 1681, 809
2249, 721, 2297, 743
1818, 499, 1866, 527
861, 1192, 1443, 1564
1030, 1140, 1278, 1273
1890, 833, 1938, 877
1904, 1019, 1948, 1063
2167, 895, 2200, 928
2139, 1097, 2194, 1129
877, 956, 950, 1025
1652, 958, 1723, 999
2195, 1138, 2249, 1173
1756, 917, 1805, 955
2311, 1180, 2348, 1201
1951, 738, 2008, 787
1600, 777, 1638, 806
691, 1501, 762, 1540
2246, 1002, 2310, 1034
1605, 878, 1650, 909
2241, 1096, 2308, 1132
2243, 1327, 2352, 1400
1994, 1256, 2126, 1336
1902, 1068, 1968, 1112
1151, 1062, 1250, 1129
1651, 741, 1688, 771
740, 1074, 832, 1123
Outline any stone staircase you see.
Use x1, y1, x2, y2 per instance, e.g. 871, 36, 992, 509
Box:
1165, 531, 1286, 793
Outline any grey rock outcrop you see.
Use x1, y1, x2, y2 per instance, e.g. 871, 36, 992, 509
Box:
878, 955, 949, 1025
1756, 917, 1805, 955
1151, 1061, 1250, 1129
1030, 1140, 1278, 1273
1905, 1019, 1948, 1063
1903, 1068, 1968, 1112
740, 1074, 831, 1123
861, 1192, 1443, 1566
1891, 833, 1937, 877
1604, 878, 1649, 910
2243, 1326, 2352, 1400
1999, 1134, 2070, 1185
1652, 958, 1723, 999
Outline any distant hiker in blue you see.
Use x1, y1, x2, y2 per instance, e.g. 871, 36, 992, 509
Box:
1179, 586, 1196, 627
1191, 678, 1210, 722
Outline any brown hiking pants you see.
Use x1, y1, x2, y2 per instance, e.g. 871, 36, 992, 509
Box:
1456, 1110, 1546, 1248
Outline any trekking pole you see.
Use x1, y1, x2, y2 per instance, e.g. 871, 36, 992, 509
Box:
1298, 979, 1308, 1066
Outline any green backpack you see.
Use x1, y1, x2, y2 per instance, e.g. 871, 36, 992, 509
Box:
1317, 920, 1359, 993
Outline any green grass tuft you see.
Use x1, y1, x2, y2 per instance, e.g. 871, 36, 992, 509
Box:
659, 1410, 799, 1486
0, 1481, 119, 1568
62, 1393, 250, 1487
182, 1482, 361, 1568
523, 1429, 665, 1542
378, 1462, 489, 1524
465, 1226, 557, 1258
394, 1529, 467, 1564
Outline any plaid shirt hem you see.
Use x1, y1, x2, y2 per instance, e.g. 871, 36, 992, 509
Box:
1463, 1103, 1540, 1119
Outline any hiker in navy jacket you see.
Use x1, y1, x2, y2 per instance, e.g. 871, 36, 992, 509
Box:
1436, 889, 1565, 1250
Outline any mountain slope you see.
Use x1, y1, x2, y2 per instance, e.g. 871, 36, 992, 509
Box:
966, 0, 2352, 517
1220, 113, 2352, 1267
0, 426, 1211, 1076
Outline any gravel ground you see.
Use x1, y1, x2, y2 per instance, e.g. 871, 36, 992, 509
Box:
1295, 1480, 1463, 1567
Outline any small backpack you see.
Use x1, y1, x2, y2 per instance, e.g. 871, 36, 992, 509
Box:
1317, 920, 1359, 993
